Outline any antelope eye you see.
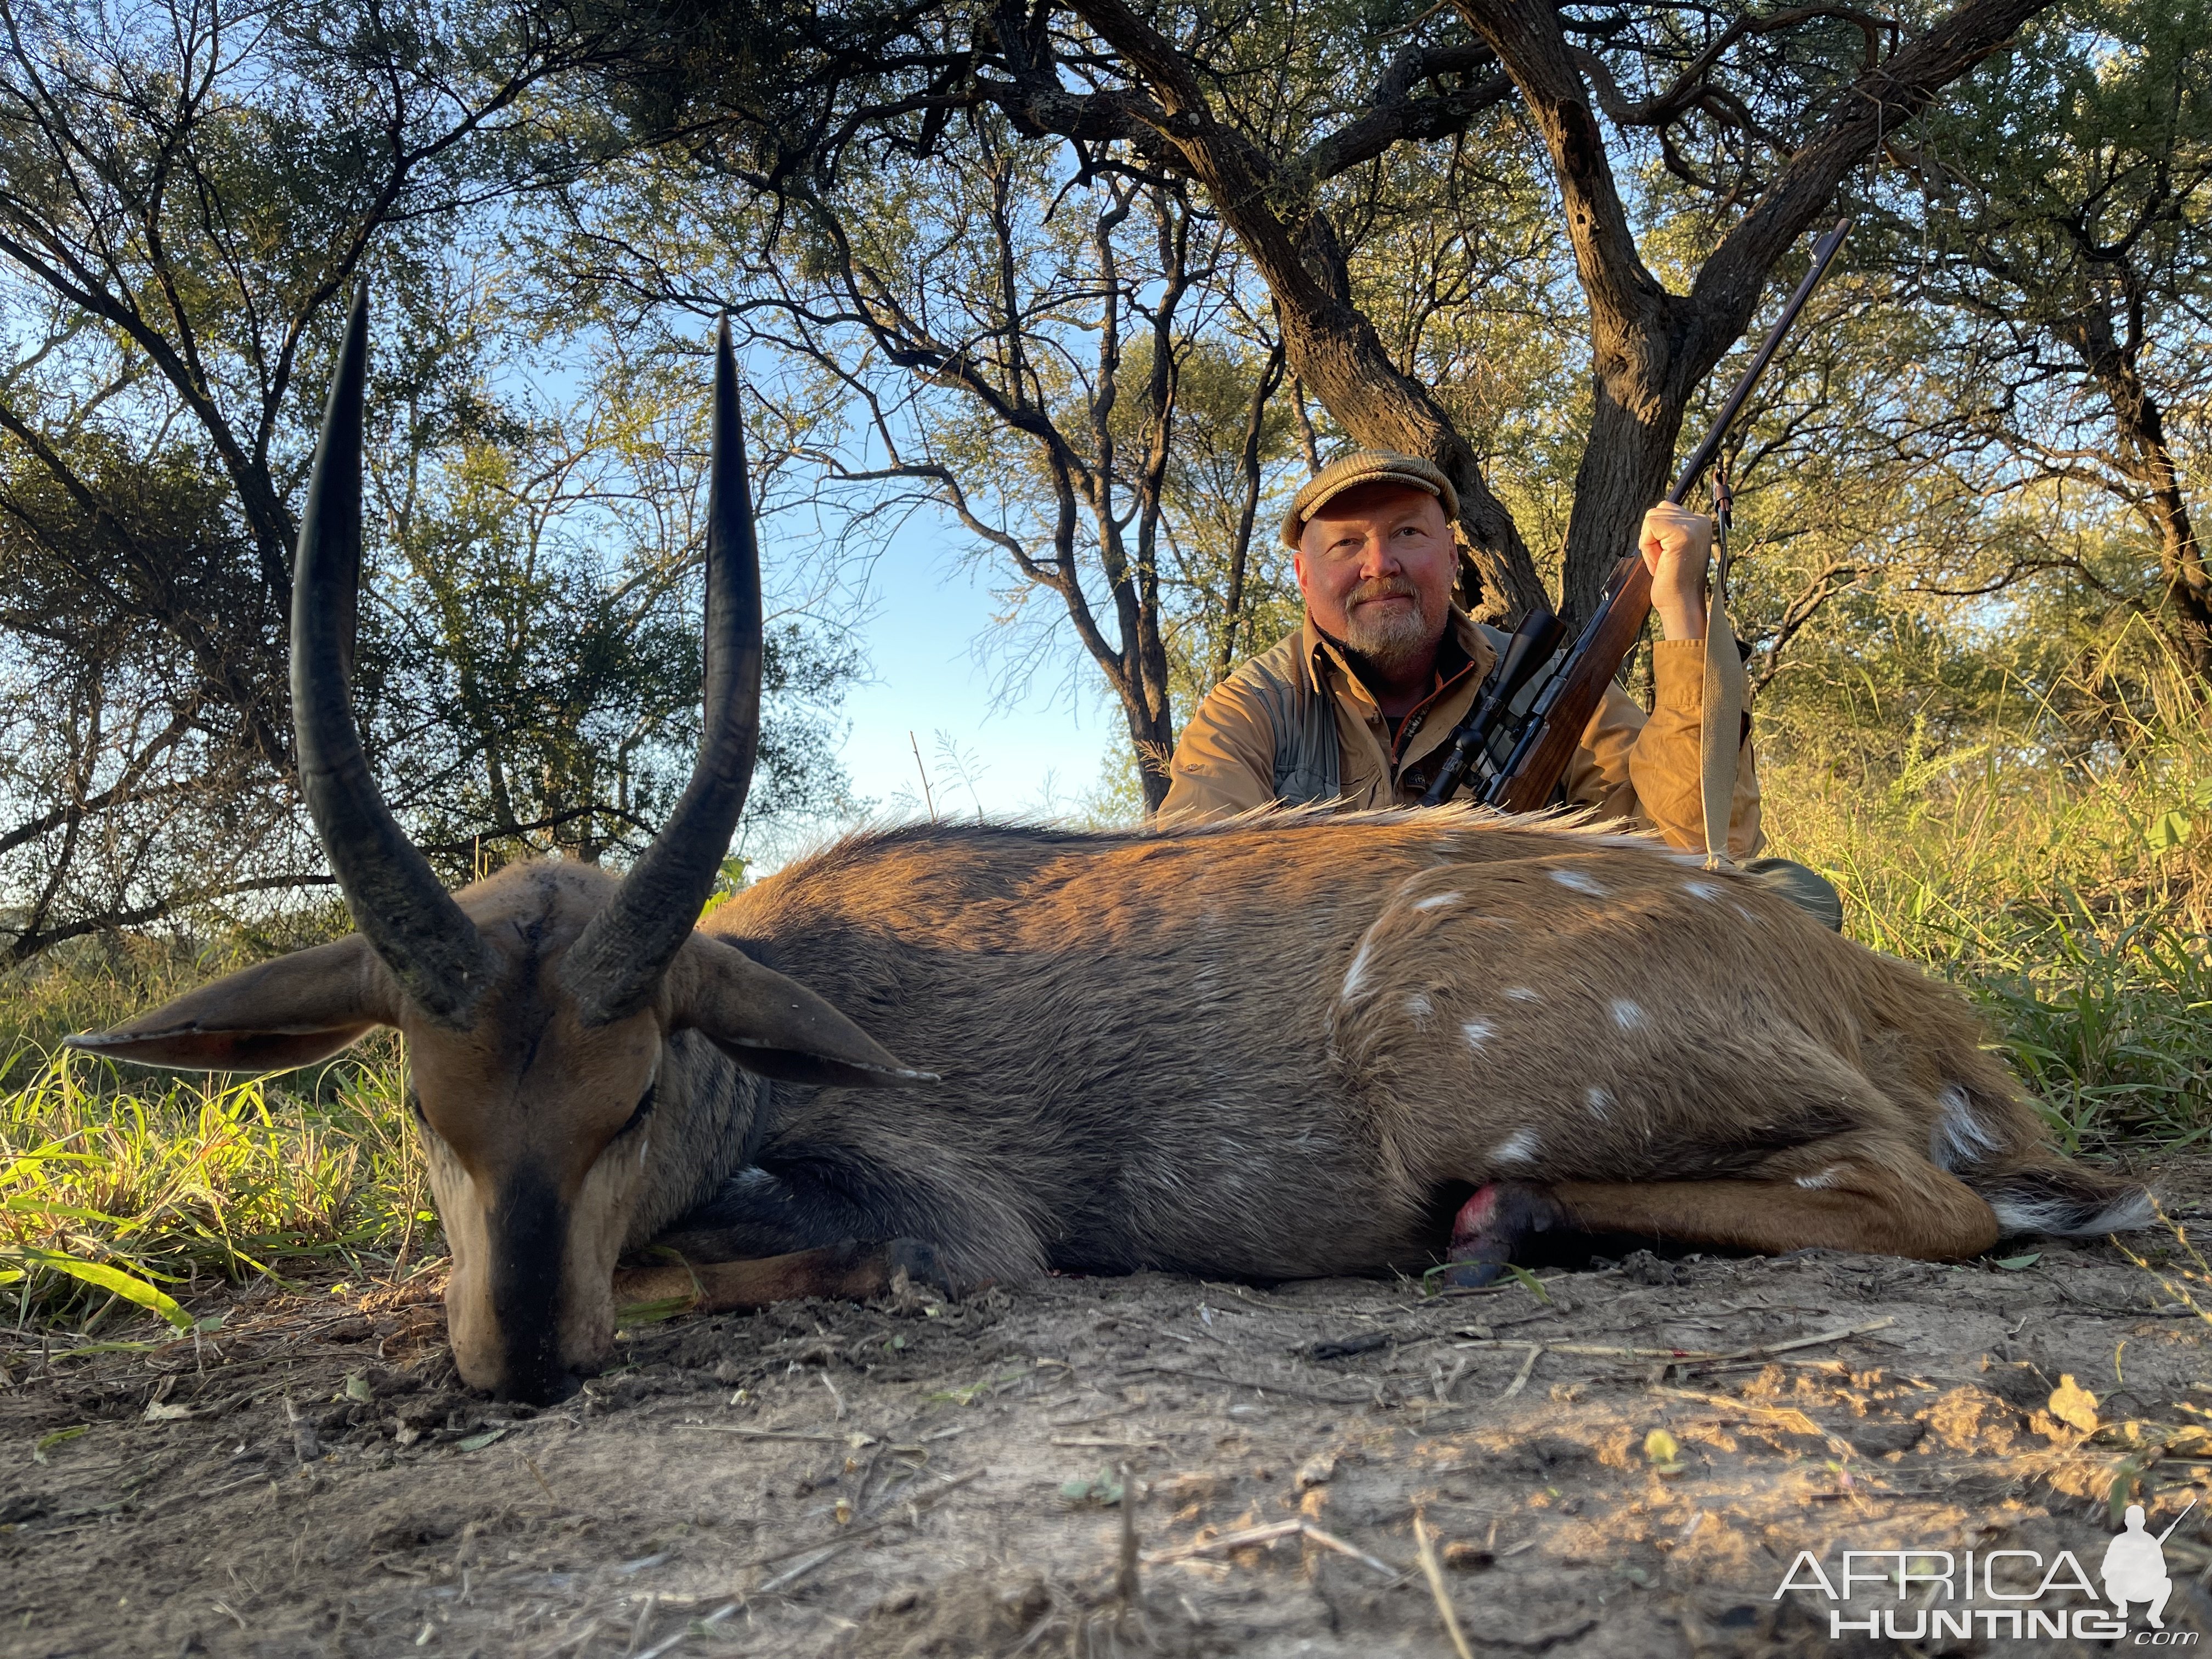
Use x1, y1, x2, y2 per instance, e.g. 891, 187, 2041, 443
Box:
618, 1080, 657, 1137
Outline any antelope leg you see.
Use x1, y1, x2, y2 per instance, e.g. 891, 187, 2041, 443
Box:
1443, 1160, 2001, 1285
613, 1238, 947, 1314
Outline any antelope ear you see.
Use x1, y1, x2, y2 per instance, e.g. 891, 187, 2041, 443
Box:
674, 936, 936, 1090
64, 938, 398, 1073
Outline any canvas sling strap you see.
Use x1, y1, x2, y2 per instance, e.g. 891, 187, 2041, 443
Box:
1698, 469, 1750, 871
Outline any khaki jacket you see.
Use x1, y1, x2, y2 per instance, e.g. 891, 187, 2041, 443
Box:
1159, 610, 1764, 859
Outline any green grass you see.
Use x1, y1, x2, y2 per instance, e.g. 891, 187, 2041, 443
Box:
1764, 706, 2211, 1153
2, 938, 430, 1339
3, 709, 2207, 1341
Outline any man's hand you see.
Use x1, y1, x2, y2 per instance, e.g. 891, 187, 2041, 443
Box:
1638, 503, 1711, 641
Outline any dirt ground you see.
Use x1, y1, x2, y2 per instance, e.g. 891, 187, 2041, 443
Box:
5, 1163, 2211, 1659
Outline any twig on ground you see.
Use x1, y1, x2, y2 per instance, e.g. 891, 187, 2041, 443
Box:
1116, 1459, 1140, 1610
1199, 1282, 1301, 1311
1052, 1435, 1164, 1449
757, 1545, 845, 1594
634, 1601, 738, 1659
1142, 1519, 1399, 1578
1435, 1353, 1471, 1405
529, 1617, 601, 1658
1500, 1344, 1542, 1401
1450, 1316, 1897, 1368
1705, 1316, 1898, 1363
522, 1453, 557, 1504
1115, 1364, 1369, 1406
729, 1468, 983, 1572
623, 1593, 657, 1657
1414, 1513, 1475, 1659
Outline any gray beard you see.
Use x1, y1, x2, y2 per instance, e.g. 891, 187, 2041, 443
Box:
1340, 594, 1440, 681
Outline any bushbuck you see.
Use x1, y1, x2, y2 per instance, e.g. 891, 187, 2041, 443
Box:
72, 296, 2153, 1404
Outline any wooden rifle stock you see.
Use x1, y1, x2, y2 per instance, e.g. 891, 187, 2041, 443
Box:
1478, 217, 1852, 816
1485, 555, 1652, 814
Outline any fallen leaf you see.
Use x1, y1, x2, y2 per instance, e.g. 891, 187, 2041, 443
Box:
1993, 1253, 2042, 1271
1644, 1428, 1684, 1474
455, 1427, 510, 1452
1295, 1453, 1336, 1489
1058, 1470, 1125, 1506
2049, 1374, 2101, 1435
143, 1401, 195, 1422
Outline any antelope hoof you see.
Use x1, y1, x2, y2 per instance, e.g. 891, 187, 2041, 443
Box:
1442, 1181, 1567, 1289
885, 1237, 968, 1301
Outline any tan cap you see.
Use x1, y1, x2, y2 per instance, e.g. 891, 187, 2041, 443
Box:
1280, 450, 1460, 549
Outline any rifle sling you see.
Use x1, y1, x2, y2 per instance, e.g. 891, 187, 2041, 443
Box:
1697, 521, 1749, 869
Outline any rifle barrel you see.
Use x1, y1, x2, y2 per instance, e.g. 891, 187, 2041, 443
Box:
1667, 217, 1851, 506
1478, 216, 1853, 815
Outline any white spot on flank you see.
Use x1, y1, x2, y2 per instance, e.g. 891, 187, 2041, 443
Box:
1504, 986, 1539, 1002
1412, 891, 1461, 911
1611, 998, 1645, 1030
1795, 1167, 1843, 1189
1405, 993, 1432, 1020
1340, 937, 1378, 1003
1493, 1130, 1539, 1167
1462, 1018, 1495, 1049
1683, 881, 1724, 901
1585, 1086, 1613, 1120
1550, 867, 1605, 895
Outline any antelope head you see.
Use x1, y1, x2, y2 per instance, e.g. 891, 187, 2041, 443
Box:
68, 291, 926, 1403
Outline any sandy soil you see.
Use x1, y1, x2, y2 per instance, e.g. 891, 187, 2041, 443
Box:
5, 1164, 2210, 1659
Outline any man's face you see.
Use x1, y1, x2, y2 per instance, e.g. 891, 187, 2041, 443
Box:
1294, 482, 1458, 680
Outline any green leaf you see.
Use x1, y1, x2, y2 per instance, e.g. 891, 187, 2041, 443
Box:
1993, 1252, 2042, 1271
18, 1250, 191, 1331
1505, 1265, 1553, 1304
924, 1380, 991, 1406
613, 1295, 695, 1327
2147, 810, 2190, 851
1058, 1470, 1125, 1506
456, 1427, 510, 1452
32, 1425, 88, 1463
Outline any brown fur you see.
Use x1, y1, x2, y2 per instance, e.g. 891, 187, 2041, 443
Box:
77, 809, 2149, 1397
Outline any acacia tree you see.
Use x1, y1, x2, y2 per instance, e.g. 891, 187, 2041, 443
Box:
0, 0, 856, 956
0, 0, 596, 952
567, 0, 2070, 805
539, 116, 1300, 807
1881, 0, 2212, 682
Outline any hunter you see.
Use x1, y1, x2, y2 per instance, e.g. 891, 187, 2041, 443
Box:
1159, 450, 1841, 928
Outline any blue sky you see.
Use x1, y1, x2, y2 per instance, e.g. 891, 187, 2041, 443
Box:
827, 521, 1119, 823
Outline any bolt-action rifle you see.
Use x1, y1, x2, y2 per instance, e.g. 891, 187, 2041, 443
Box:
1421, 218, 1852, 812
